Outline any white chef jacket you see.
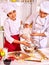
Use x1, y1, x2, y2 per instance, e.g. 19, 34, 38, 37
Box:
20, 26, 33, 51
4, 17, 21, 44
20, 27, 32, 43
32, 15, 49, 48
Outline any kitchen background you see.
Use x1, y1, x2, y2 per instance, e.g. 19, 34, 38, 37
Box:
0, 0, 49, 48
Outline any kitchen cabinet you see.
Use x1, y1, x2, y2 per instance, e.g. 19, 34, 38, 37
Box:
0, 0, 8, 2
10, 0, 32, 2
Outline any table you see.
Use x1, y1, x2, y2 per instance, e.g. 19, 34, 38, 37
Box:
0, 48, 49, 65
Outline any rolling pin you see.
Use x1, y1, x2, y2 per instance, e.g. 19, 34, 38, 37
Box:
25, 59, 41, 62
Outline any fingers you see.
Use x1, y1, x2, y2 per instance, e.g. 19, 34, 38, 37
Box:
23, 42, 31, 48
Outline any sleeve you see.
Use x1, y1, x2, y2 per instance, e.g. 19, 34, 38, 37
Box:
19, 27, 23, 36
44, 26, 49, 37
4, 20, 14, 44
44, 19, 49, 37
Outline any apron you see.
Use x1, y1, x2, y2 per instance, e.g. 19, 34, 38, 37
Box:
4, 34, 21, 52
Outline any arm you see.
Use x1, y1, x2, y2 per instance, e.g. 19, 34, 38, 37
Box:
4, 20, 30, 47
20, 34, 29, 40
31, 32, 46, 37
13, 39, 31, 47
19, 26, 30, 41
4, 21, 14, 43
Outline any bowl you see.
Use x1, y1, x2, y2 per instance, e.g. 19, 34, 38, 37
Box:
3, 59, 11, 65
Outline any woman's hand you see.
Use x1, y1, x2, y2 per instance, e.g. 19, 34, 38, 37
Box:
13, 39, 31, 48
31, 32, 41, 36
21, 41, 31, 48
31, 32, 46, 36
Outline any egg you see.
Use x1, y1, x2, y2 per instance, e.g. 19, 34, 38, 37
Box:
1, 51, 5, 57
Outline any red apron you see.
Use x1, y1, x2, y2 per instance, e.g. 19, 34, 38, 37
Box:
4, 34, 21, 52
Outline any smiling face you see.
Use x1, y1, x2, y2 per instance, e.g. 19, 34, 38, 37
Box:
7, 10, 16, 21
39, 10, 48, 18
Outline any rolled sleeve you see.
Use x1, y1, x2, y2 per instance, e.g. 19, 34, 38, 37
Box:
5, 34, 14, 43
44, 26, 49, 37
19, 28, 23, 36
45, 32, 49, 37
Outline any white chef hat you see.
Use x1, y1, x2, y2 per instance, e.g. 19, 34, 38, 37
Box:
3, 3, 16, 14
40, 1, 49, 14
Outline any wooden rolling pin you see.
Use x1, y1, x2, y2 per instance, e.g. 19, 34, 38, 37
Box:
25, 59, 41, 62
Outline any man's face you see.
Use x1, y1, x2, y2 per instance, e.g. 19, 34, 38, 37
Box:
39, 10, 48, 18
7, 10, 16, 21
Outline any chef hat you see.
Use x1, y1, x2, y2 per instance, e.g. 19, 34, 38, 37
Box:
40, 1, 49, 14
3, 3, 16, 14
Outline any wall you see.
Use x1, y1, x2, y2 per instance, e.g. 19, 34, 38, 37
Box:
16, 2, 32, 22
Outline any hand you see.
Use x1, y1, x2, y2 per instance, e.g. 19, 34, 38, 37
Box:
21, 41, 31, 48
31, 32, 46, 36
31, 32, 38, 36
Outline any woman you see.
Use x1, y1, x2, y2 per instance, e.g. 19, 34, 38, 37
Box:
26, 1, 49, 48
31, 1, 49, 48
4, 3, 30, 52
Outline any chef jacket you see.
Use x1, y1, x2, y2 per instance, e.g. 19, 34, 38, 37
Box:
32, 15, 49, 48
4, 17, 21, 44
20, 27, 32, 42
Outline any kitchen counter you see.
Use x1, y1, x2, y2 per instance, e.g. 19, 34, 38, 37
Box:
0, 48, 49, 65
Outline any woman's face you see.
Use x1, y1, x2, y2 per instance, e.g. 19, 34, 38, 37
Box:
7, 10, 16, 21
39, 10, 48, 18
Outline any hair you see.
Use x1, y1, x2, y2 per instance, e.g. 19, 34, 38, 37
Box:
7, 10, 16, 17
7, 14, 9, 17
